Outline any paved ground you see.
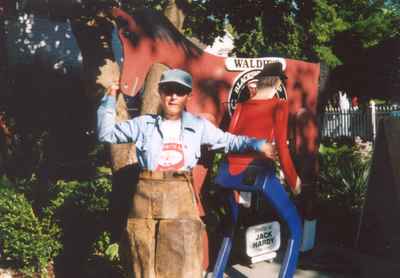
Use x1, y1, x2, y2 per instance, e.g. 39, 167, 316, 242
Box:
207, 243, 400, 278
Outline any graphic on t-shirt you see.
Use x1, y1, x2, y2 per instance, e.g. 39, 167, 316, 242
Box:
155, 119, 184, 171
156, 142, 184, 171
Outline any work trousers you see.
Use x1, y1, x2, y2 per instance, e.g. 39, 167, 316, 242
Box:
120, 171, 204, 278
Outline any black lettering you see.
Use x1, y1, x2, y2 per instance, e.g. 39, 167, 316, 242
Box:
243, 59, 249, 68
234, 82, 241, 92
234, 59, 243, 68
262, 232, 267, 238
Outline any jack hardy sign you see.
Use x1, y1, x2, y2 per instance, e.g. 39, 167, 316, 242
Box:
226, 58, 288, 115
246, 221, 281, 257
253, 231, 274, 248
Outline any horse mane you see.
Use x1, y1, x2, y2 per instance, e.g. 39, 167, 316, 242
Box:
116, 7, 202, 58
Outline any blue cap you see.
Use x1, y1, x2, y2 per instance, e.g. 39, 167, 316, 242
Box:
159, 69, 192, 91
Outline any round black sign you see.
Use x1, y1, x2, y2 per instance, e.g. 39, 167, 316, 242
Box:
228, 70, 287, 116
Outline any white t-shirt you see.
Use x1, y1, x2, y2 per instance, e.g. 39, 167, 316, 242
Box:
155, 119, 185, 171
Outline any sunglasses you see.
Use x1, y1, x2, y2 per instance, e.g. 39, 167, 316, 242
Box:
160, 85, 190, 97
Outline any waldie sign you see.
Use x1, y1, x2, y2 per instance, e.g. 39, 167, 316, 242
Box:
225, 57, 286, 71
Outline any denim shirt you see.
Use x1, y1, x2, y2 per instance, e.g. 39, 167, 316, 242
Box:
97, 95, 266, 170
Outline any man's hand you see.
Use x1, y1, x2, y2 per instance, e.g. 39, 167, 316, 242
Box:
106, 83, 119, 97
96, 59, 120, 89
260, 142, 277, 160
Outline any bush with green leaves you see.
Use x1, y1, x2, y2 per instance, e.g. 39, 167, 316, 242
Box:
0, 176, 61, 277
43, 175, 112, 220
42, 175, 114, 257
318, 138, 372, 212
0, 172, 117, 276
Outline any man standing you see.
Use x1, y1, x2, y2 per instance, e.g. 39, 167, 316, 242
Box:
97, 68, 276, 278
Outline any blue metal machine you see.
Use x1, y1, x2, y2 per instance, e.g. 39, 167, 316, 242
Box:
212, 161, 302, 278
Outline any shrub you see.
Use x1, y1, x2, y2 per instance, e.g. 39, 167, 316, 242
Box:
318, 138, 372, 212
0, 172, 116, 276
0, 176, 61, 277
317, 139, 373, 247
42, 176, 112, 221
43, 175, 117, 275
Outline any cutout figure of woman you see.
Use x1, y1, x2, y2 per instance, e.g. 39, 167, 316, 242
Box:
213, 62, 302, 278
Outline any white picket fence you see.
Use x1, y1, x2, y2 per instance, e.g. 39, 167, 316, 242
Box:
320, 102, 400, 141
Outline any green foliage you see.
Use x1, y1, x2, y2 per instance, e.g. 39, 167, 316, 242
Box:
310, 1, 347, 44
46, 176, 112, 216
332, 0, 399, 47
119, 0, 398, 68
92, 231, 120, 263
105, 242, 120, 262
307, 0, 349, 66
318, 139, 372, 212
0, 172, 116, 276
0, 176, 61, 277
234, 17, 266, 58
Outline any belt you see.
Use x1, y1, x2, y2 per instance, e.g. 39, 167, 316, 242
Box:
140, 170, 192, 180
